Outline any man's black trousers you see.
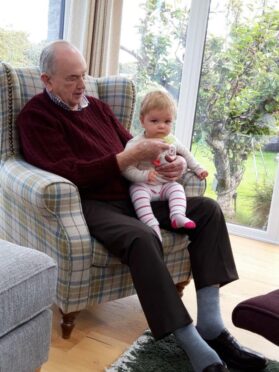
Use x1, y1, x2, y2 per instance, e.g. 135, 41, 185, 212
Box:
81, 196, 238, 340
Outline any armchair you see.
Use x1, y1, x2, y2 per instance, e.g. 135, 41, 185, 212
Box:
0, 62, 206, 339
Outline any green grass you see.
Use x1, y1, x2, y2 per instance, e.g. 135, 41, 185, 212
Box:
191, 143, 277, 229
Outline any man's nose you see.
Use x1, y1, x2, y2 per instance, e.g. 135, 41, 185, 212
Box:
77, 77, 86, 89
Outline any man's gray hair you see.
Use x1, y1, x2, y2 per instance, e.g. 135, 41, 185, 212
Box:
39, 40, 78, 75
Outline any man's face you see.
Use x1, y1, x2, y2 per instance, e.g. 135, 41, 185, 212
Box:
42, 49, 87, 110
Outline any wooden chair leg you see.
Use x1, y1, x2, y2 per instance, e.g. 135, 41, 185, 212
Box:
176, 279, 190, 297
59, 309, 81, 339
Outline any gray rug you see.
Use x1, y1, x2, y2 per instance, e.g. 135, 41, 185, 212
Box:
106, 330, 279, 372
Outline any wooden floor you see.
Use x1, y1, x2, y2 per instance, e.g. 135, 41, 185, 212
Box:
42, 235, 279, 372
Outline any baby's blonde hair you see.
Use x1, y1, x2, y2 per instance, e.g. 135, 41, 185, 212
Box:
140, 90, 177, 118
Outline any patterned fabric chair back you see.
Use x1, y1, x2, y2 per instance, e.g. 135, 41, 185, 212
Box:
0, 63, 21, 160
0, 62, 135, 162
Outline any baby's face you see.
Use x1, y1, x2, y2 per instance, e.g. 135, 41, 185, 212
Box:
141, 108, 173, 139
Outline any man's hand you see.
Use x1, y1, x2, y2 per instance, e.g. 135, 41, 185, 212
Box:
116, 139, 169, 171
134, 139, 170, 162
155, 155, 186, 181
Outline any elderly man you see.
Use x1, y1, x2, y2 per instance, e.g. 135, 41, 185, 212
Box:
16, 40, 267, 372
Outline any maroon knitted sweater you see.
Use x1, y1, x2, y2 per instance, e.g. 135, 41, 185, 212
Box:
16, 90, 133, 200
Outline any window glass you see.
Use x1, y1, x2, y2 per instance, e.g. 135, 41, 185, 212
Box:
119, 0, 191, 135
0, 0, 64, 67
120, 0, 279, 241
192, 0, 279, 230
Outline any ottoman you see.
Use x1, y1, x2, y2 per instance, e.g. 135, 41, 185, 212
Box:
232, 289, 279, 346
0, 239, 57, 372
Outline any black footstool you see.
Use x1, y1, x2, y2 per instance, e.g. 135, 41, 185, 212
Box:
232, 289, 279, 346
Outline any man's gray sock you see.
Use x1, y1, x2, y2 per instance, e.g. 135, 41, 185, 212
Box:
174, 323, 222, 372
196, 286, 225, 340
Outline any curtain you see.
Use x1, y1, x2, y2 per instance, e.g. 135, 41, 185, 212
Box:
63, 0, 123, 77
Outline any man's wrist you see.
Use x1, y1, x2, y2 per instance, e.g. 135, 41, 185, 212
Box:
116, 148, 137, 171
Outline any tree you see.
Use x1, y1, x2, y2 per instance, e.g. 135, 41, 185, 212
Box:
195, 10, 279, 216
135, 0, 188, 98
0, 28, 45, 67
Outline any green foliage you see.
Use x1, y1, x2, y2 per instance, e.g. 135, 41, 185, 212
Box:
0, 28, 30, 66
197, 11, 279, 139
0, 28, 47, 67
135, 0, 188, 99
250, 182, 273, 229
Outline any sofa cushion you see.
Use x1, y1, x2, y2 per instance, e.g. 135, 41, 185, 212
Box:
0, 239, 57, 337
232, 289, 279, 346
0, 309, 52, 372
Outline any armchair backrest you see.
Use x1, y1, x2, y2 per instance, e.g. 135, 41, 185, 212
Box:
0, 62, 136, 162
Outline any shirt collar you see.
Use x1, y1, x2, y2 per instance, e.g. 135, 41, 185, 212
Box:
46, 89, 89, 111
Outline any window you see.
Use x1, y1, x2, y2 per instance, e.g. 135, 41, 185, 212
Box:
190, 0, 279, 242
0, 0, 65, 67
119, 0, 279, 243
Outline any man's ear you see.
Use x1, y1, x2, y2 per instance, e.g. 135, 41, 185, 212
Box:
41, 73, 51, 89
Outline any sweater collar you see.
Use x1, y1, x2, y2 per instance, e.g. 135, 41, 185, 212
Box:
46, 89, 89, 111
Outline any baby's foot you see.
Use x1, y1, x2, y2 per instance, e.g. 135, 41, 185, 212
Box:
171, 214, 196, 229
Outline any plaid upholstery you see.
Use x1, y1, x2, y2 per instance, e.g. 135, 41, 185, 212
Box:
0, 62, 205, 313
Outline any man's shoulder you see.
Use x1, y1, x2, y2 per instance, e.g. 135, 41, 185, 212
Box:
86, 95, 112, 111
86, 95, 104, 106
21, 91, 48, 111
17, 92, 56, 124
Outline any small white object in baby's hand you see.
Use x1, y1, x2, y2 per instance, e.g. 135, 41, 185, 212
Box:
165, 144, 176, 161
167, 144, 176, 157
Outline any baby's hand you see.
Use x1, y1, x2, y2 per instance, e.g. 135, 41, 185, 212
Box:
198, 170, 209, 180
148, 170, 158, 184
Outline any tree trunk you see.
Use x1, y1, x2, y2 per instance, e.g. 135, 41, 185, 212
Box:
207, 133, 240, 218
216, 188, 236, 218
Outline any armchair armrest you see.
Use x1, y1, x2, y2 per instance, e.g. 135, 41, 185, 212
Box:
180, 170, 206, 197
2, 157, 79, 211
1, 157, 97, 313
0, 157, 92, 260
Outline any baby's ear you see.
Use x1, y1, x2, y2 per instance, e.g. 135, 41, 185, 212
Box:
140, 115, 144, 125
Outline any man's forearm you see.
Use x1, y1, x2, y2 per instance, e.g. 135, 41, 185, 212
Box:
117, 139, 170, 172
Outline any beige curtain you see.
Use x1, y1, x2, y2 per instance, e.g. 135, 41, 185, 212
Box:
64, 0, 123, 77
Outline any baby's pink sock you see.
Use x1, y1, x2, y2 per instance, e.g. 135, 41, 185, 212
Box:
171, 214, 196, 229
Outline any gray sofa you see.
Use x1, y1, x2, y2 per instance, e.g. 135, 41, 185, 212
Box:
0, 239, 57, 372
